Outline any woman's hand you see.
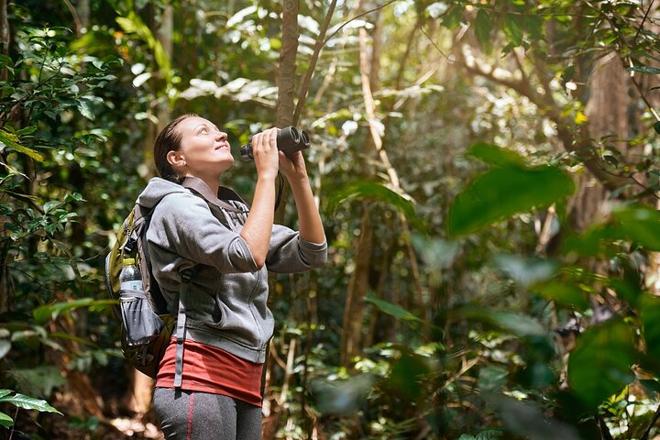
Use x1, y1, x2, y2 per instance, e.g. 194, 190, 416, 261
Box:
251, 127, 280, 181
278, 150, 309, 182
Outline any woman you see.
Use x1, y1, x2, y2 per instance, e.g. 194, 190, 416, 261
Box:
137, 114, 327, 439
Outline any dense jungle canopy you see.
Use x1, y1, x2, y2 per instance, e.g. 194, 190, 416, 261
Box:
0, 0, 659, 439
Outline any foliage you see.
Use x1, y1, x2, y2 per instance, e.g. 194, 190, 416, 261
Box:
0, 0, 658, 439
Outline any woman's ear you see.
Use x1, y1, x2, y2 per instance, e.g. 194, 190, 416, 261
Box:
166, 150, 186, 169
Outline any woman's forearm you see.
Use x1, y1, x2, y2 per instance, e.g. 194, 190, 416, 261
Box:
289, 177, 326, 244
241, 175, 276, 268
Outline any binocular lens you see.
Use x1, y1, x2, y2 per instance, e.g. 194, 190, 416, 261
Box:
239, 126, 310, 161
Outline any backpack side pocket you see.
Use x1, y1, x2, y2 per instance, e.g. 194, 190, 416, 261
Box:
120, 289, 164, 346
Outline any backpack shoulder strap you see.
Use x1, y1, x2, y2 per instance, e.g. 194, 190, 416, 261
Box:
173, 267, 194, 388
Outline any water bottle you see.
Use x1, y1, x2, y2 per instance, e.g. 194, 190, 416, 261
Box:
119, 257, 142, 292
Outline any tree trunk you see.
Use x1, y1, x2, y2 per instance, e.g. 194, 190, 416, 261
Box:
569, 52, 629, 231
263, 2, 299, 438
275, 0, 298, 128
77, 0, 90, 31
0, 0, 8, 75
340, 206, 374, 365
0, 0, 10, 314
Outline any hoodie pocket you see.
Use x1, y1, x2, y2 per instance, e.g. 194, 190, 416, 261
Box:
205, 271, 263, 347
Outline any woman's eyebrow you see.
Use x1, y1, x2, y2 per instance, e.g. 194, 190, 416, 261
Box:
195, 123, 220, 133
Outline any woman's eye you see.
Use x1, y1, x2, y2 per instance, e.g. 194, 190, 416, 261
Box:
200, 128, 208, 134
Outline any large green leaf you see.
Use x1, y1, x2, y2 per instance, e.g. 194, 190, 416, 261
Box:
562, 204, 659, 255
532, 281, 589, 310
327, 180, 419, 226
467, 143, 526, 168
567, 320, 635, 408
459, 307, 546, 337
612, 204, 660, 251
365, 293, 421, 322
447, 165, 574, 237
493, 254, 557, 287
0, 392, 62, 415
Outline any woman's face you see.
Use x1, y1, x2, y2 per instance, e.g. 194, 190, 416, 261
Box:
169, 116, 234, 178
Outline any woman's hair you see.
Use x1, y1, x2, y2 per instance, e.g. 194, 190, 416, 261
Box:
153, 113, 198, 183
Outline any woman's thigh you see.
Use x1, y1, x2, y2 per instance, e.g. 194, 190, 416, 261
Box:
153, 387, 241, 440
235, 400, 262, 440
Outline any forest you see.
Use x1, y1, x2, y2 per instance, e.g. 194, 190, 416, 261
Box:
0, 0, 658, 439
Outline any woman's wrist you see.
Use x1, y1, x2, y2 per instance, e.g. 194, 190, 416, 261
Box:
285, 173, 310, 187
257, 172, 278, 183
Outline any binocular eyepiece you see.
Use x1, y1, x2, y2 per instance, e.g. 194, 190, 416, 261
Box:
240, 126, 310, 161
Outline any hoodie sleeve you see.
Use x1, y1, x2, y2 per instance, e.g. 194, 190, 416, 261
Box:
147, 192, 259, 273
265, 224, 328, 273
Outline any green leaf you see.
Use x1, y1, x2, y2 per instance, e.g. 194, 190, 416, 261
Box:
493, 254, 557, 287
459, 307, 546, 337
6, 367, 66, 399
441, 5, 464, 29
626, 65, 660, 75
474, 9, 492, 50
532, 281, 589, 310
312, 375, 374, 415
478, 366, 508, 391
494, 396, 581, 440
327, 180, 418, 225
76, 99, 95, 120
0, 129, 44, 162
365, 293, 421, 322
654, 121, 660, 135
0, 392, 62, 415
447, 165, 575, 237
503, 14, 523, 46
567, 320, 635, 408
32, 298, 116, 325
612, 204, 660, 251
0, 411, 13, 428
0, 390, 12, 399
388, 353, 430, 400
467, 142, 526, 168
640, 294, 660, 372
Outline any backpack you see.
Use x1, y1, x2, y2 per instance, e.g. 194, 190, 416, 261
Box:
104, 196, 197, 381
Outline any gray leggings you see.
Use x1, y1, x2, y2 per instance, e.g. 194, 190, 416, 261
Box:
152, 387, 262, 440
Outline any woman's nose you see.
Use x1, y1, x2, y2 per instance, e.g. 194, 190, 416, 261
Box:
215, 131, 227, 141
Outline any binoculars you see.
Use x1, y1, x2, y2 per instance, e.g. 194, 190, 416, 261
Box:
240, 126, 310, 161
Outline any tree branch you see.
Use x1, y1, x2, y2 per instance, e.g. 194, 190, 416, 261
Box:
632, 0, 655, 47
322, 0, 399, 47
456, 44, 630, 190
293, 0, 338, 126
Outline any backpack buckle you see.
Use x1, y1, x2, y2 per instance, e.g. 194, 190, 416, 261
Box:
180, 269, 193, 282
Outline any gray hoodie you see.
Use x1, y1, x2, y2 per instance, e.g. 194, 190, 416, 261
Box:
136, 176, 327, 363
